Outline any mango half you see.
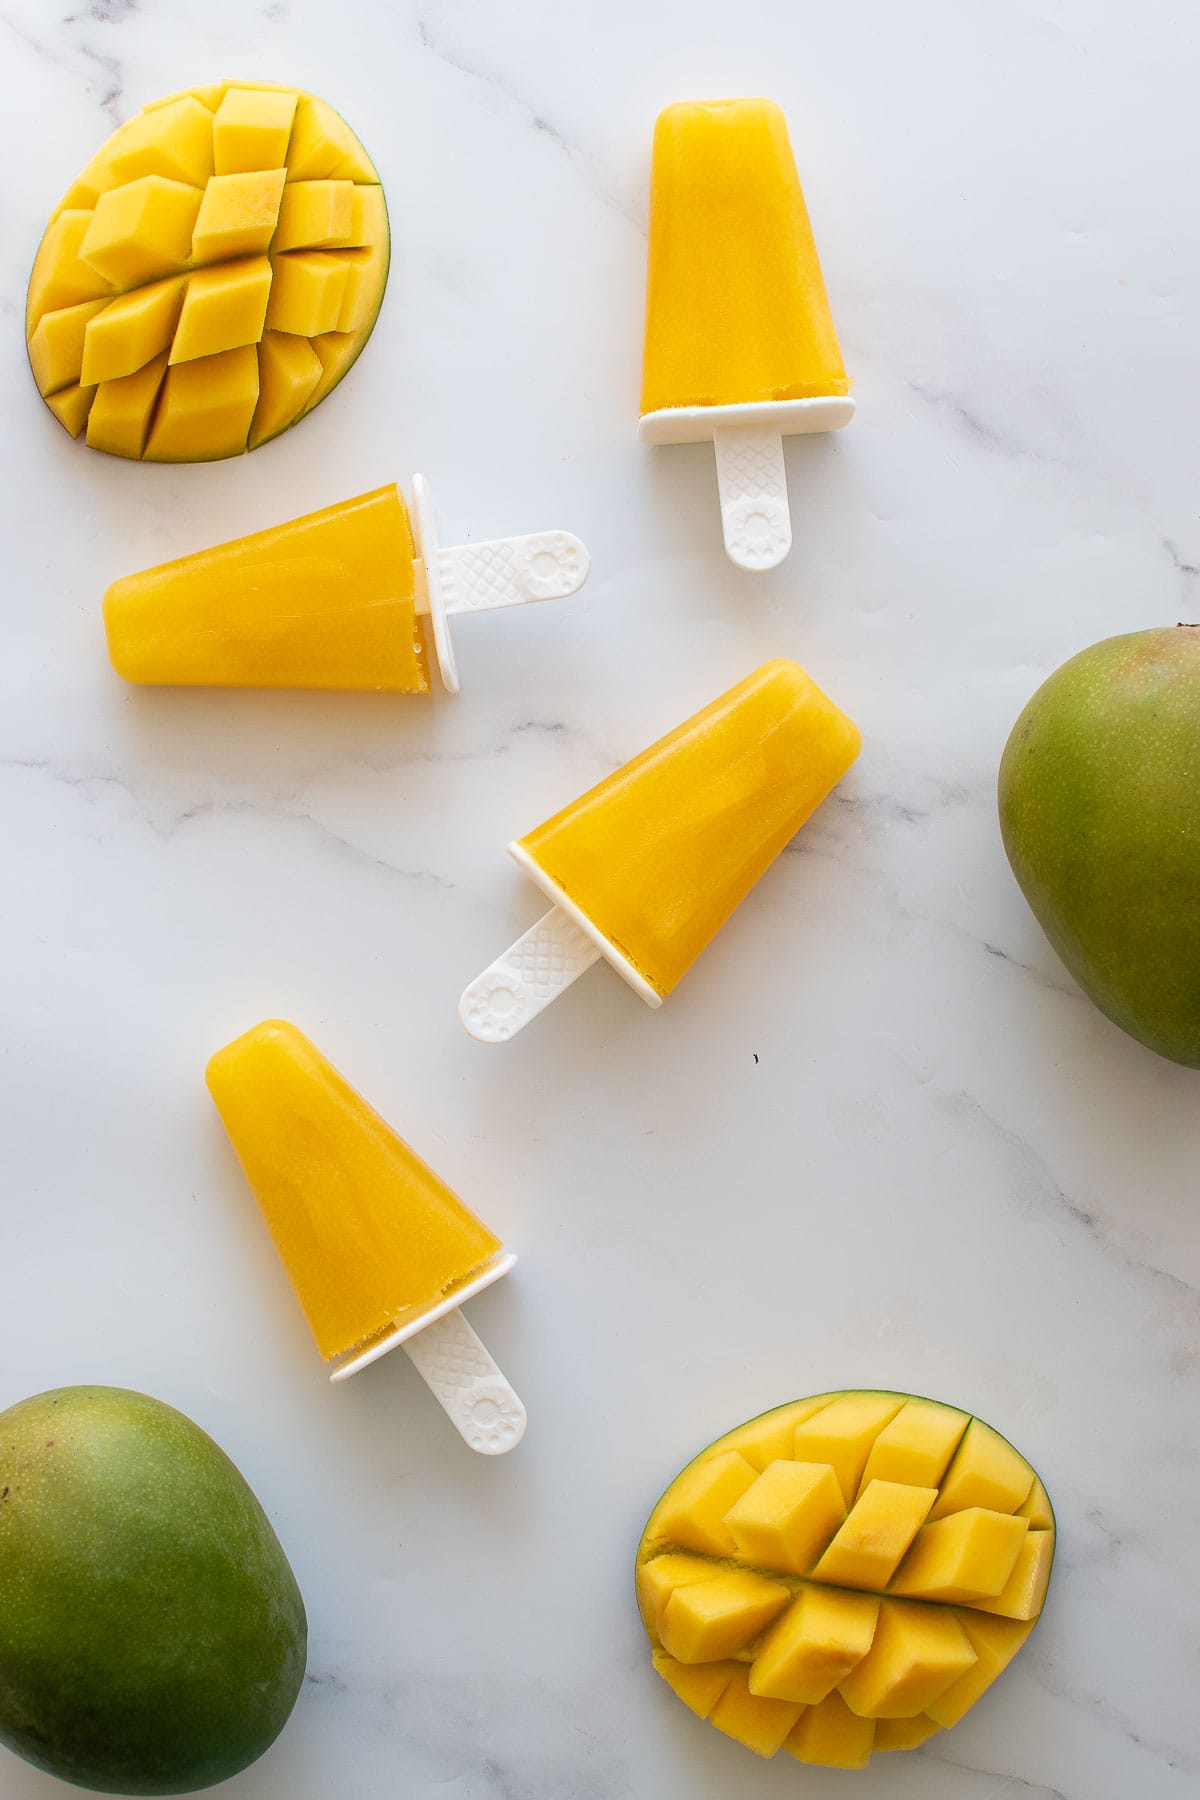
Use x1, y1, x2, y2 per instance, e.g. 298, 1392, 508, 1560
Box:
26, 82, 389, 460
636, 1391, 1054, 1769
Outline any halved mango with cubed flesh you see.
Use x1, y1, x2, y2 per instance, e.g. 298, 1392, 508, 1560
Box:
637, 1391, 1053, 1769
27, 81, 388, 459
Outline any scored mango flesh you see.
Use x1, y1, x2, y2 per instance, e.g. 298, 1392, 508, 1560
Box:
636, 1391, 1054, 1769
26, 82, 389, 461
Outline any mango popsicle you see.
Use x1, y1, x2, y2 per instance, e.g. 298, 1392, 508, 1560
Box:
104, 475, 589, 695
207, 1020, 525, 1453
639, 100, 854, 572
460, 660, 860, 1041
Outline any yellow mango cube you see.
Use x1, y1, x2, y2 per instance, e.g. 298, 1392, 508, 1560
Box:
26, 211, 113, 329
45, 382, 97, 438
859, 1399, 970, 1494
249, 329, 323, 448
345, 181, 387, 248
307, 329, 365, 406
28, 298, 107, 395
286, 94, 377, 181
80, 276, 185, 386
929, 1419, 1035, 1519
709, 1666, 804, 1757
723, 1461, 846, 1575
636, 1553, 722, 1632
710, 1397, 835, 1472
1017, 1476, 1055, 1529
784, 1691, 874, 1769
749, 1586, 878, 1705
56, 125, 136, 213
651, 1650, 737, 1720
873, 1714, 942, 1750
336, 243, 390, 334
78, 176, 203, 288
190, 168, 286, 263
925, 1612, 1034, 1728
105, 97, 215, 188
811, 1480, 938, 1590
145, 344, 259, 461
170, 259, 273, 365
793, 1392, 907, 1504
86, 351, 168, 457
890, 1507, 1029, 1603
272, 179, 354, 251
648, 1449, 758, 1556
265, 250, 349, 337
839, 1599, 978, 1719
213, 86, 298, 175
144, 82, 228, 114
658, 1570, 790, 1665
972, 1530, 1054, 1621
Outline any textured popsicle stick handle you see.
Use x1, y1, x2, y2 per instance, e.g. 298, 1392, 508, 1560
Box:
402, 1307, 527, 1455
437, 532, 590, 615
459, 906, 601, 1043
712, 425, 792, 571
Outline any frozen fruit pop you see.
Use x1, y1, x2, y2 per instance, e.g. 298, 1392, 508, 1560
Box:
640, 99, 854, 571
104, 475, 589, 695
207, 1020, 525, 1454
460, 659, 860, 1041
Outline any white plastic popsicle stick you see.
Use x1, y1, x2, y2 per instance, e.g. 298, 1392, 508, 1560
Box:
638, 394, 856, 575
401, 1309, 527, 1456
459, 905, 602, 1044
328, 1250, 526, 1456
713, 424, 792, 571
410, 474, 590, 695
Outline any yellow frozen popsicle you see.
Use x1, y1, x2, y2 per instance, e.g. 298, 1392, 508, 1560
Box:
639, 99, 855, 572
207, 1020, 525, 1452
460, 660, 860, 1040
107, 485, 426, 692
103, 475, 590, 695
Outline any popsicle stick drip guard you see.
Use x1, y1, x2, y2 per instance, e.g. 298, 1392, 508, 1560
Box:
412, 473, 590, 693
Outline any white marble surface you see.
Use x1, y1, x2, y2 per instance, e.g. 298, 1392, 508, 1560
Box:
2, 2, 1199, 1796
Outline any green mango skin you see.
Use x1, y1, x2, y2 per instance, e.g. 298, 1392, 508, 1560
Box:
998, 626, 1200, 1067
0, 1387, 307, 1795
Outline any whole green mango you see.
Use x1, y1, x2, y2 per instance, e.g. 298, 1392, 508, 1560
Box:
998, 626, 1200, 1066
0, 1386, 307, 1794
